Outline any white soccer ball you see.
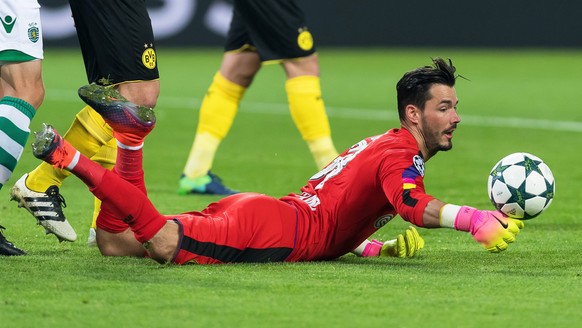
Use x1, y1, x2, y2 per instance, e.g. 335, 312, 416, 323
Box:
487, 152, 555, 220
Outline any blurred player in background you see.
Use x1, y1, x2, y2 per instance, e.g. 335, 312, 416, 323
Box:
178, 0, 339, 195
10, 0, 159, 246
0, 0, 46, 256
32, 58, 523, 265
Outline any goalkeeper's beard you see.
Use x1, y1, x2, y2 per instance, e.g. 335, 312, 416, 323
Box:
421, 120, 455, 156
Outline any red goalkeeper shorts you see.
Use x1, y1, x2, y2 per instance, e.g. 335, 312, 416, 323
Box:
172, 193, 298, 264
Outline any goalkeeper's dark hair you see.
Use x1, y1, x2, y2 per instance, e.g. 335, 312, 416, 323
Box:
396, 58, 457, 121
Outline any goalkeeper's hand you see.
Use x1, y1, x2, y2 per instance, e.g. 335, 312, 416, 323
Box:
456, 206, 525, 253
360, 226, 424, 258
380, 226, 425, 258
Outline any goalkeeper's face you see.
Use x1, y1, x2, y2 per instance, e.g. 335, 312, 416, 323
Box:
419, 84, 460, 156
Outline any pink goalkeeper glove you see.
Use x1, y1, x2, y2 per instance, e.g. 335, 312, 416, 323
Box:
454, 206, 524, 253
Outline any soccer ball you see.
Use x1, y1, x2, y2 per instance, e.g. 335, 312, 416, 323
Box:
487, 152, 555, 220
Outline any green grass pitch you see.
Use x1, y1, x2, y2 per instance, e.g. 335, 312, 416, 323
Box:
1, 48, 581, 327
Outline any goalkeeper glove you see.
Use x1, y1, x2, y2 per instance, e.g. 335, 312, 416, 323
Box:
380, 226, 424, 257
453, 206, 524, 253
361, 226, 424, 258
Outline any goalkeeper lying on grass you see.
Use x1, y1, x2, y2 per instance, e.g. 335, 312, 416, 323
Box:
29, 58, 523, 264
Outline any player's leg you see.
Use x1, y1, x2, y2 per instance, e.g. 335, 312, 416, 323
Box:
2, 61, 78, 243
31, 124, 167, 259
31, 94, 167, 260
0, 1, 48, 252
237, 0, 338, 170
87, 141, 116, 246
0, 2, 44, 188
179, 52, 260, 195
95, 135, 173, 259
53, 80, 160, 205
77, 84, 156, 147
0, 60, 44, 108
91, 140, 150, 256
283, 54, 338, 169
0, 80, 29, 252
95, 227, 145, 258
179, 9, 260, 195
61, 80, 159, 245
19, 0, 160, 214
116, 80, 160, 109
1, 60, 41, 189
16, 95, 149, 245
13, 0, 162, 244
74, 0, 160, 240
11, 105, 113, 242
77, 83, 162, 257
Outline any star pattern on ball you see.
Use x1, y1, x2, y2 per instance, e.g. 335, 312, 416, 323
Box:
504, 181, 527, 211
520, 156, 544, 178
538, 179, 555, 206
489, 162, 511, 186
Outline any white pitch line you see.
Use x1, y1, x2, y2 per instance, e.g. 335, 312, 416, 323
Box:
45, 88, 582, 133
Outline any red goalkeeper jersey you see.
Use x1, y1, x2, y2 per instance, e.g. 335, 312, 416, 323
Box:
282, 128, 434, 261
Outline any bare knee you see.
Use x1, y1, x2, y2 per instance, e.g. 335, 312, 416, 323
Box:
0, 67, 45, 109
0, 60, 44, 108
96, 228, 147, 257
282, 54, 320, 79
2, 82, 44, 109
220, 51, 261, 87
116, 80, 160, 109
22, 85, 44, 109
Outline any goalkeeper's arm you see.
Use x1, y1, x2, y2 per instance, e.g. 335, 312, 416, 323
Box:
353, 226, 424, 258
424, 199, 524, 253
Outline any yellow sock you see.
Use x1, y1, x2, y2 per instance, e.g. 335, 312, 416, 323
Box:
74, 105, 115, 147
183, 72, 245, 178
89, 139, 116, 229
183, 132, 221, 179
26, 106, 114, 192
286, 75, 338, 169
26, 162, 69, 192
307, 136, 339, 170
91, 198, 100, 230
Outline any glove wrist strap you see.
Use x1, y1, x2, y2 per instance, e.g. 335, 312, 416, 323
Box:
361, 240, 383, 257
440, 204, 477, 232
455, 206, 480, 232
439, 204, 461, 228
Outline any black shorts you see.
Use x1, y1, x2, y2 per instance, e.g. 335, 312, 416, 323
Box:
69, 0, 159, 86
225, 0, 316, 62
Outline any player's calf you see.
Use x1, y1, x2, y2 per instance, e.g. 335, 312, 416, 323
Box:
77, 84, 156, 146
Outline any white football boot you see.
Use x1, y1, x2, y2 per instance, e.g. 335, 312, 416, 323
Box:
10, 173, 77, 242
